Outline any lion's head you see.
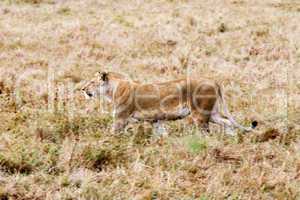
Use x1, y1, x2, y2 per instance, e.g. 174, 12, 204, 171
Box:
81, 71, 128, 100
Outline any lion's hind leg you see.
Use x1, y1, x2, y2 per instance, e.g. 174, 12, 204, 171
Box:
210, 113, 235, 136
189, 112, 210, 133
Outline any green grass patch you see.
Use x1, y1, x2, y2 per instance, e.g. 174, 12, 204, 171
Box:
184, 135, 208, 154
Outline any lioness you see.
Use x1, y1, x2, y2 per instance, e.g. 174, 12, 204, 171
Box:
82, 71, 257, 135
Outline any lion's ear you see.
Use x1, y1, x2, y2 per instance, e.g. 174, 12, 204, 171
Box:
101, 72, 108, 82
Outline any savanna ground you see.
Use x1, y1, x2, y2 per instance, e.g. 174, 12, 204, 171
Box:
0, 0, 299, 199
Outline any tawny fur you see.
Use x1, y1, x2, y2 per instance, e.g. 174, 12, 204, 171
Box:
82, 71, 256, 134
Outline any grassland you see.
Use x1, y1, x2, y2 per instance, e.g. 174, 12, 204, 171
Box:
0, 0, 299, 199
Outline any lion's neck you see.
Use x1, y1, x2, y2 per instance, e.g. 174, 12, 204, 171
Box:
110, 80, 132, 104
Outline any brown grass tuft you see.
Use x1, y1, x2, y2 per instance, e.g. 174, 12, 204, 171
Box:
255, 129, 281, 142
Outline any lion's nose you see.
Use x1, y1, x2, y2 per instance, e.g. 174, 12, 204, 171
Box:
86, 91, 93, 97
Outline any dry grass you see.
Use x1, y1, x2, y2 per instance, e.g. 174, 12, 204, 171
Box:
0, 0, 299, 199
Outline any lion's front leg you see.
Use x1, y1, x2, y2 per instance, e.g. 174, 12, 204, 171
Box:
111, 118, 128, 133
111, 105, 133, 133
